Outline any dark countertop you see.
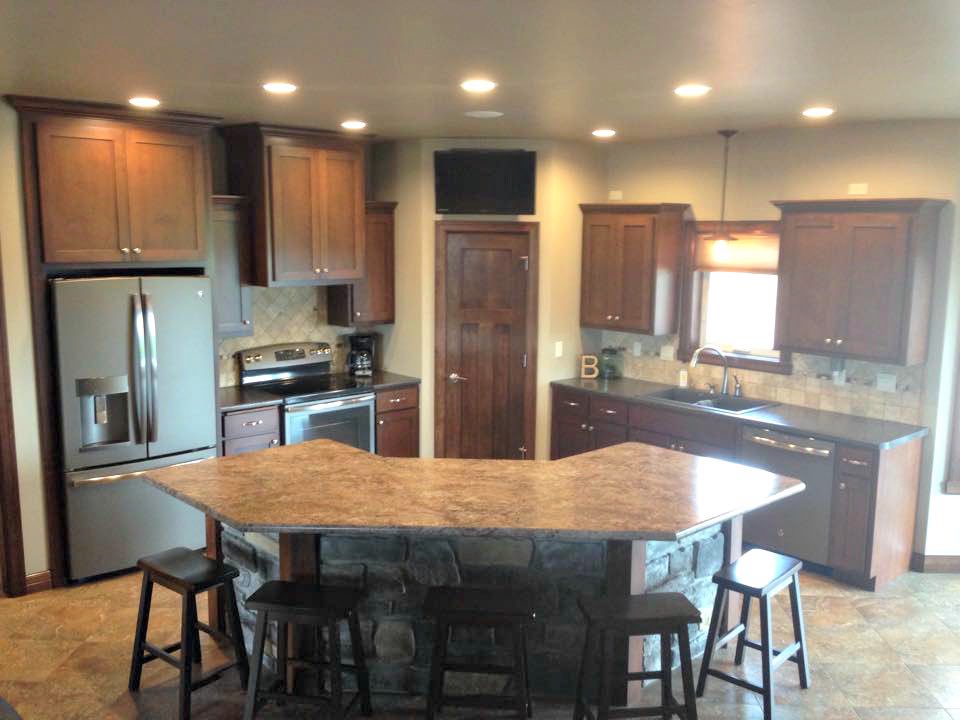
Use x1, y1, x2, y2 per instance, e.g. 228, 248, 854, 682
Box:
551, 377, 927, 450
218, 371, 421, 412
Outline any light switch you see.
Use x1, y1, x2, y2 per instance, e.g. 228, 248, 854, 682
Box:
554, 341, 564, 358
848, 183, 869, 196
659, 344, 676, 362
608, 189, 624, 200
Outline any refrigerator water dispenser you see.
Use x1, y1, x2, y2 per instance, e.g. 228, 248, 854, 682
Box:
76, 375, 131, 450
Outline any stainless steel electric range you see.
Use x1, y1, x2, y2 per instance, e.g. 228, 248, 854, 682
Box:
239, 342, 375, 451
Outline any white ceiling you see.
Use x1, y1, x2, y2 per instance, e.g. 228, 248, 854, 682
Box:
3, 0, 960, 141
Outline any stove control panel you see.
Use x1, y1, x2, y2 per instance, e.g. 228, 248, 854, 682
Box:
240, 342, 331, 369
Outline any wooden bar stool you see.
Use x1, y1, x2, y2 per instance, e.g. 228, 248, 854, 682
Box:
128, 547, 249, 720
574, 592, 700, 720
696, 548, 810, 720
242, 580, 372, 720
424, 586, 537, 720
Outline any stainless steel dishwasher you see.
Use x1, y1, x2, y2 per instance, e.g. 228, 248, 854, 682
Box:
739, 426, 836, 565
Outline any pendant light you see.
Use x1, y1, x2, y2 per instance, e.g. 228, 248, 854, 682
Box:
712, 129, 738, 254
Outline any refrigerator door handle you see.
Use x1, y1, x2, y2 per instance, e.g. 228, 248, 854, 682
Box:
143, 292, 159, 443
131, 294, 147, 444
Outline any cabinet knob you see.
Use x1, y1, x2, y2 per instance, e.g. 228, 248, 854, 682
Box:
314, 268, 322, 273
390, 397, 402, 404
378, 419, 384, 425
606, 314, 613, 320
614, 315, 620, 320
839, 481, 847, 490
132, 247, 142, 255
120, 247, 130, 254
587, 425, 595, 432
836, 338, 844, 345
825, 338, 833, 344
676, 443, 685, 451
580, 423, 588, 430
777, 528, 785, 537
356, 311, 361, 317
242, 320, 251, 325
323, 267, 330, 273
269, 439, 279, 446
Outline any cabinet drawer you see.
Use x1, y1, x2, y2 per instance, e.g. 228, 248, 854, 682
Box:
555, 388, 588, 420
629, 403, 737, 449
223, 432, 280, 456
376, 386, 418, 413
222, 407, 280, 439
589, 396, 628, 425
628, 428, 673, 449
837, 446, 876, 478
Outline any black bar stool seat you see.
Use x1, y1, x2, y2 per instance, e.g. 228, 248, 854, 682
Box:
243, 580, 372, 720
128, 547, 249, 720
696, 548, 810, 720
425, 585, 537, 720
575, 592, 700, 720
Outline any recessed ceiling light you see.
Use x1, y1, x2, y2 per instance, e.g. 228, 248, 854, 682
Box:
802, 106, 835, 119
674, 83, 712, 98
464, 110, 504, 119
128, 96, 160, 109
340, 120, 367, 130
460, 78, 497, 93
592, 128, 616, 138
262, 81, 298, 94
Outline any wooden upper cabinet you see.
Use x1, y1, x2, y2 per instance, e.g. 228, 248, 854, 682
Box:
210, 196, 253, 337
126, 128, 206, 261
35, 118, 130, 263
222, 124, 366, 287
580, 204, 690, 335
328, 201, 397, 326
775, 199, 945, 365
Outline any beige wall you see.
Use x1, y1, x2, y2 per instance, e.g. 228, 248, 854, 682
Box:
0, 103, 48, 575
371, 138, 606, 459
606, 120, 960, 556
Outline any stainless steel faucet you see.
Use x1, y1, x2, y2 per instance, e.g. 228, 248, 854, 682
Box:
690, 345, 731, 396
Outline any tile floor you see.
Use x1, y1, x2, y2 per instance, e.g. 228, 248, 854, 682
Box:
0, 569, 958, 719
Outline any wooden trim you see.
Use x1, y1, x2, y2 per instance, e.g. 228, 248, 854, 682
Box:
0, 235, 26, 598
24, 570, 53, 594
434, 221, 539, 460
5, 95, 221, 126
772, 198, 948, 213
579, 203, 691, 214
911, 553, 960, 573
365, 200, 398, 211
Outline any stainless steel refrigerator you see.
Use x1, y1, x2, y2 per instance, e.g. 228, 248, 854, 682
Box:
54, 276, 217, 580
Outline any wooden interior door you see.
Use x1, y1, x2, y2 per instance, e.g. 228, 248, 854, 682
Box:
268, 145, 321, 282
126, 128, 206, 261
319, 149, 365, 281
436, 222, 538, 459
840, 214, 910, 361
36, 118, 130, 263
777, 213, 847, 353
616, 214, 655, 331
580, 213, 621, 327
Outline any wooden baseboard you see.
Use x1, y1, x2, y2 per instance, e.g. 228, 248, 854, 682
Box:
24, 569, 53, 594
911, 552, 960, 573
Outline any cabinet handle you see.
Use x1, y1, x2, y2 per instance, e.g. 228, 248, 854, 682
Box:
564, 401, 580, 407
825, 338, 833, 344
603, 408, 617, 415
839, 481, 847, 490
580, 423, 588, 430
606, 314, 613, 320
390, 397, 402, 404
120, 247, 131, 254
132, 247, 142, 255
841, 457, 870, 468
242, 419, 264, 427
269, 438, 279, 446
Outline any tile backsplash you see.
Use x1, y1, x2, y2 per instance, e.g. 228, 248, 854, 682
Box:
589, 331, 925, 425
217, 287, 352, 387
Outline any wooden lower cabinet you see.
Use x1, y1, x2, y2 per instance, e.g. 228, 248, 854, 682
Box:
553, 417, 597, 459
220, 405, 281, 456
828, 471, 872, 575
376, 386, 420, 457
224, 433, 279, 456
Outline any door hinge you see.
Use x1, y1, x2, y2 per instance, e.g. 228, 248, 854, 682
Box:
521, 352, 528, 368
520, 255, 529, 271
519, 445, 528, 459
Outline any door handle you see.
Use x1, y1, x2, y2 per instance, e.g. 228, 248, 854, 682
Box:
131, 294, 147, 443
143, 293, 159, 443
448, 372, 469, 383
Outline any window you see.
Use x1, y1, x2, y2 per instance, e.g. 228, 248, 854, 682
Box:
700, 271, 779, 360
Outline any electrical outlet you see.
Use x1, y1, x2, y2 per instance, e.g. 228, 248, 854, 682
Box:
633, 341, 643, 357
608, 189, 623, 200
554, 341, 564, 358
848, 182, 869, 196
876, 373, 897, 393
659, 344, 676, 361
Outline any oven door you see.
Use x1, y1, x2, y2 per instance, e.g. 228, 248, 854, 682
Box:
284, 393, 376, 451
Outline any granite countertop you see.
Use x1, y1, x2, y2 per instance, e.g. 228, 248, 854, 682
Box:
551, 377, 927, 450
218, 371, 421, 412
144, 439, 803, 541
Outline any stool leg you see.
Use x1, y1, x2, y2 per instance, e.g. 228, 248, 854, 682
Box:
190, 600, 202, 667
276, 621, 288, 694
678, 624, 698, 720
696, 586, 726, 697
511, 623, 527, 719
327, 616, 344, 720
734, 595, 751, 666
348, 611, 373, 716
572, 626, 593, 720
179, 592, 197, 720
660, 632, 673, 719
128, 572, 154, 691
788, 575, 810, 690
597, 629, 613, 720
520, 626, 533, 718
223, 581, 249, 690
759, 596, 775, 720
243, 611, 268, 720
426, 620, 447, 720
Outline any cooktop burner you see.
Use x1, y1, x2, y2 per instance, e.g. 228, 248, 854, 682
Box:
256, 372, 374, 405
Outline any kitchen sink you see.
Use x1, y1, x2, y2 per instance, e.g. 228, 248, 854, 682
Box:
644, 387, 779, 415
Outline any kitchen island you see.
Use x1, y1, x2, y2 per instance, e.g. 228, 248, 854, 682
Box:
145, 440, 802, 703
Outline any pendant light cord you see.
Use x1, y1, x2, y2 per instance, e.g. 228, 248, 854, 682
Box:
718, 129, 737, 240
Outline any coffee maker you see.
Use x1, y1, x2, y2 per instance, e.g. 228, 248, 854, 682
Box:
347, 333, 377, 376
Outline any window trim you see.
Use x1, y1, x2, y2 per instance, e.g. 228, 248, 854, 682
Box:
678, 220, 793, 375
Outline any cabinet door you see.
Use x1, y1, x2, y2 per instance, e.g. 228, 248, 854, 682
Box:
319, 149, 365, 281
628, 428, 674, 449
617, 214, 656, 332
268, 145, 321, 282
376, 408, 419, 457
211, 198, 253, 337
223, 433, 279, 456
36, 118, 130, 262
840, 214, 910, 361
553, 417, 594, 458
126, 129, 206, 261
777, 213, 847, 353
353, 207, 395, 323
829, 472, 873, 575
581, 213, 621, 327
592, 421, 628, 450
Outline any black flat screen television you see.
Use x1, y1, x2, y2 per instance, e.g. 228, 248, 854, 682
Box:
435, 149, 536, 215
